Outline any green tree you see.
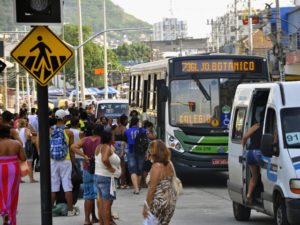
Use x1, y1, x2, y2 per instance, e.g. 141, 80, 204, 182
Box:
62, 24, 121, 87
115, 43, 151, 62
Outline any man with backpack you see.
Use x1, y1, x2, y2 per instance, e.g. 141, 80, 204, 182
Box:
124, 117, 148, 194
50, 109, 77, 216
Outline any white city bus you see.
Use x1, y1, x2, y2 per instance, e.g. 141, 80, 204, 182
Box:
129, 55, 270, 173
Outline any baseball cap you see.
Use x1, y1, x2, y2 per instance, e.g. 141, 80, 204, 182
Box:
55, 109, 68, 120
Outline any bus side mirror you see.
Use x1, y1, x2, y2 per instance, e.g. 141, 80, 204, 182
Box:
158, 85, 169, 102
261, 133, 273, 157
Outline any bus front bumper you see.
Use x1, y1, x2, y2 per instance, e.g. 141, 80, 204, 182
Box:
170, 148, 228, 173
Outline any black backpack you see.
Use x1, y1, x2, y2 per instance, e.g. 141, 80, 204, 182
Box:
134, 128, 149, 154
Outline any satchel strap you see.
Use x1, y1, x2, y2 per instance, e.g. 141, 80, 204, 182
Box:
169, 161, 177, 178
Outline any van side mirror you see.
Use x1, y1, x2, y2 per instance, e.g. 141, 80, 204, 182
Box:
261, 133, 274, 157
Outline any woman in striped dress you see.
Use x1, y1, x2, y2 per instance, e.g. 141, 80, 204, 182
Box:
0, 126, 26, 225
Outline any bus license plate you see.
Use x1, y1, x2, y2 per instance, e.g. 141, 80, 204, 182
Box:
212, 159, 228, 165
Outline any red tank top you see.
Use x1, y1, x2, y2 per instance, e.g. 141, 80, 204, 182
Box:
82, 137, 101, 170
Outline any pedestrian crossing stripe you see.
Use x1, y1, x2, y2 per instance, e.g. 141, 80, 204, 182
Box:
10, 26, 74, 86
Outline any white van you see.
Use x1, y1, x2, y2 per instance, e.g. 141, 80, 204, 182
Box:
228, 81, 300, 225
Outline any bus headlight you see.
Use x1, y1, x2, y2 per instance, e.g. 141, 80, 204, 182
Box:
290, 179, 300, 194
175, 142, 182, 151
167, 133, 184, 153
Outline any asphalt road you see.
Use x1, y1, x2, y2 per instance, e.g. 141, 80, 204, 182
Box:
17, 172, 276, 225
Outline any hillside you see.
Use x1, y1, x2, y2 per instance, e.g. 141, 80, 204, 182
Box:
0, 0, 152, 42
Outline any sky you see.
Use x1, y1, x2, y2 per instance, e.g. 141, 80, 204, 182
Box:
111, 0, 295, 38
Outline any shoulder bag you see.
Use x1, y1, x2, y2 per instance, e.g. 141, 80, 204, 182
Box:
170, 161, 183, 197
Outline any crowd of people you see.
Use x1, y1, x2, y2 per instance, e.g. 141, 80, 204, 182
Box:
0, 103, 178, 225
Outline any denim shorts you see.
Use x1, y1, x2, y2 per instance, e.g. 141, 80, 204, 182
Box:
83, 170, 98, 200
246, 149, 262, 166
94, 175, 117, 200
127, 153, 145, 176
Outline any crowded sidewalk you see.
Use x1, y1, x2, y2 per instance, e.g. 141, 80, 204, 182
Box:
17, 175, 186, 225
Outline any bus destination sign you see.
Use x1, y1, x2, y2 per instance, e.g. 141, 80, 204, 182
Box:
176, 59, 262, 75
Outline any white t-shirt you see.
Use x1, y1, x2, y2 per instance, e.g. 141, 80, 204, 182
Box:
70, 128, 84, 159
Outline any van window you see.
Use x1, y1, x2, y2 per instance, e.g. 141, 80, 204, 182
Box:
282, 107, 300, 148
265, 108, 279, 146
232, 108, 247, 141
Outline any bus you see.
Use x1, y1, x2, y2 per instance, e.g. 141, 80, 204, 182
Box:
129, 55, 270, 173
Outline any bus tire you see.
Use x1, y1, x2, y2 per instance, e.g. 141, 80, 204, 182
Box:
274, 195, 290, 225
233, 201, 251, 221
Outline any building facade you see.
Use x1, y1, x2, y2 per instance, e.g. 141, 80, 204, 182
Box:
153, 18, 188, 41
285, 6, 300, 80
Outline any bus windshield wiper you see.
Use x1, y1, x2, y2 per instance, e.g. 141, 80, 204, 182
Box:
193, 78, 211, 101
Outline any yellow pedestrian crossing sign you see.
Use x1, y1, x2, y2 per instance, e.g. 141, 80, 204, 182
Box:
11, 26, 74, 86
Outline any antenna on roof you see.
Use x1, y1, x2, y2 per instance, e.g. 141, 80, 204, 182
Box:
169, 0, 174, 17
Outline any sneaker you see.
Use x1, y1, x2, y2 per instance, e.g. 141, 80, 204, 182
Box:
67, 210, 79, 216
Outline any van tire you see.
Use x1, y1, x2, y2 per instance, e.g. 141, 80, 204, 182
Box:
233, 201, 251, 221
274, 195, 290, 225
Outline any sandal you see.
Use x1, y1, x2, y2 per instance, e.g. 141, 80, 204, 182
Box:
3, 214, 9, 225
110, 219, 117, 225
91, 219, 99, 224
245, 197, 252, 205
133, 191, 140, 195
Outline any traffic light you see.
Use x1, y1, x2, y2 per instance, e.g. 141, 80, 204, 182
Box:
14, 0, 63, 25
189, 102, 196, 112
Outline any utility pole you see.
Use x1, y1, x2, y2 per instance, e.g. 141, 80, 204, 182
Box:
3, 34, 7, 109
248, 0, 253, 55
15, 28, 19, 113
75, 49, 80, 106
234, 0, 239, 54
276, 0, 284, 81
62, 24, 66, 99
15, 63, 20, 113
32, 79, 35, 107
216, 19, 220, 53
103, 0, 108, 99
77, 0, 86, 104
26, 73, 31, 109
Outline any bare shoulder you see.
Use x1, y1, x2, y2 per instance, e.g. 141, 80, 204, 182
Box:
152, 162, 162, 169
65, 129, 73, 137
11, 139, 22, 147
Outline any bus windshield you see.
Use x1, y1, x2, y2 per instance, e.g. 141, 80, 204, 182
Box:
97, 103, 129, 119
170, 78, 266, 128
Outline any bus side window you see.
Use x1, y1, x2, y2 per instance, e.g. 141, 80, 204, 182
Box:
232, 108, 247, 141
147, 74, 151, 109
129, 76, 132, 105
137, 75, 141, 107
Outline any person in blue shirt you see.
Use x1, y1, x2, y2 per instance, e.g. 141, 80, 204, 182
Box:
124, 117, 146, 194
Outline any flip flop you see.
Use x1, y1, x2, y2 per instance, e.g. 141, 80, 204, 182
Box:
91, 219, 99, 224
133, 191, 140, 195
3, 214, 9, 225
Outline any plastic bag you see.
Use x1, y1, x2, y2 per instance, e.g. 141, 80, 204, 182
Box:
143, 213, 159, 225
143, 201, 159, 225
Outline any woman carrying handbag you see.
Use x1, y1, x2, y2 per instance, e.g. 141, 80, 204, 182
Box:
143, 140, 178, 225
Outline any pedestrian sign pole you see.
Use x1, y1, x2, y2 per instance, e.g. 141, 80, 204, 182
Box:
10, 26, 74, 225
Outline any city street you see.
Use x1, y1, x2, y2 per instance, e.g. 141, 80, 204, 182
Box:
17, 172, 275, 225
